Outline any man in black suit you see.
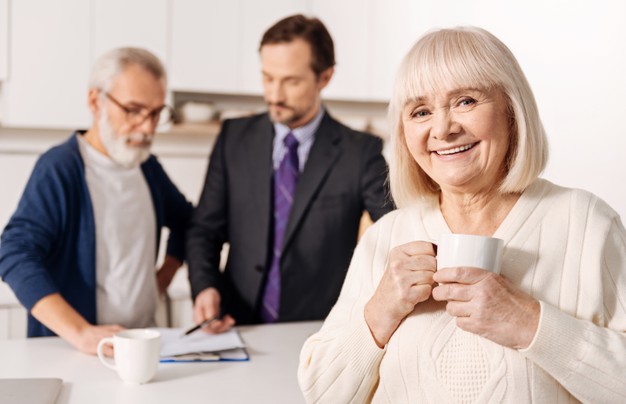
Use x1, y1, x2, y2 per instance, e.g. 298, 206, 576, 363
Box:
186, 14, 393, 332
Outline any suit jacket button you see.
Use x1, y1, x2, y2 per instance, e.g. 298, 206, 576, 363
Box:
255, 265, 264, 273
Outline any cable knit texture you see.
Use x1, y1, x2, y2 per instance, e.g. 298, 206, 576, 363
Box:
298, 179, 626, 403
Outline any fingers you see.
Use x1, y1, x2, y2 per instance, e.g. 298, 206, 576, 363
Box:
396, 240, 437, 257
433, 266, 495, 285
387, 244, 436, 282
100, 342, 115, 357
406, 283, 433, 305
378, 242, 438, 308
363, 241, 438, 348
192, 302, 204, 325
431, 271, 541, 348
75, 324, 124, 355
202, 315, 236, 334
431, 282, 472, 302
388, 254, 436, 275
193, 288, 221, 324
192, 288, 237, 334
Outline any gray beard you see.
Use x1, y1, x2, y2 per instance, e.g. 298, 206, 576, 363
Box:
98, 111, 151, 169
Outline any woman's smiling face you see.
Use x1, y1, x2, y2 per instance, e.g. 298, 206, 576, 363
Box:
402, 86, 512, 194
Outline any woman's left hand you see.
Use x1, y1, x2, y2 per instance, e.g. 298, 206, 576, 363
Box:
432, 267, 540, 349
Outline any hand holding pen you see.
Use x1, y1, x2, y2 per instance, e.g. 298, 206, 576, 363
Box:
191, 287, 236, 335
183, 317, 220, 336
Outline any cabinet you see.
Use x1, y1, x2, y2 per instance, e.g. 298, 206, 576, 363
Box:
0, 0, 7, 81
0, 0, 169, 130
170, 0, 306, 95
92, 0, 168, 66
0, 0, 409, 130
367, 0, 413, 101
2, 0, 91, 129
310, 0, 415, 101
169, 0, 411, 102
170, 0, 241, 93
308, 0, 370, 100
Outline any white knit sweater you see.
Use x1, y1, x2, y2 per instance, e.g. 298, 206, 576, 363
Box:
298, 179, 626, 403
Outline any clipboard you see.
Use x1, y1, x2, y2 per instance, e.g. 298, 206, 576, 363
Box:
160, 346, 249, 363
155, 327, 250, 363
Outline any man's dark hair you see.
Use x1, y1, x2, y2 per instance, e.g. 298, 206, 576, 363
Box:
260, 14, 335, 76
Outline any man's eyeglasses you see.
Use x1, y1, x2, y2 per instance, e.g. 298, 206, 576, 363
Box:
102, 91, 175, 128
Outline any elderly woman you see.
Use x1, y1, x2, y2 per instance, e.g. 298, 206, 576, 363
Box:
298, 27, 626, 403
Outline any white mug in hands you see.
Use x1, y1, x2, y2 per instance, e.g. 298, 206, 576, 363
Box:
97, 329, 161, 384
436, 234, 504, 274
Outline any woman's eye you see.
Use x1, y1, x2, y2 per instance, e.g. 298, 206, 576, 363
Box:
411, 109, 429, 119
459, 97, 477, 107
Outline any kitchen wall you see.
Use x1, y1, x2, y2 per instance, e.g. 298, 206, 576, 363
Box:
1, 0, 625, 337
1, 0, 624, 216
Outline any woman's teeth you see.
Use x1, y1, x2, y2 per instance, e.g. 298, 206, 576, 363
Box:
436, 143, 475, 155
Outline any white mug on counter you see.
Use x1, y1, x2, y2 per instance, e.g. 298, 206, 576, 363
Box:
436, 233, 504, 274
97, 329, 161, 384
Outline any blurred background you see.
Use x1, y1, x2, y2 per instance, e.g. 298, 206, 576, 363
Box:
1, 0, 625, 337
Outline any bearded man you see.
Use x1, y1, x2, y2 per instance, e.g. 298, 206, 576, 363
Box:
0, 47, 192, 356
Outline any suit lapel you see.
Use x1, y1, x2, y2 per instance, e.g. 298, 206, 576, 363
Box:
282, 114, 342, 250
245, 116, 274, 245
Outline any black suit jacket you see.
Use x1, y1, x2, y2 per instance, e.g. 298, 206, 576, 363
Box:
186, 111, 393, 324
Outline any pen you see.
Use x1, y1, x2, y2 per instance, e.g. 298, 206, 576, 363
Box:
182, 317, 219, 336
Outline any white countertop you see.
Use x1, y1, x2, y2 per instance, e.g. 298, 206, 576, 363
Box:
0, 321, 322, 404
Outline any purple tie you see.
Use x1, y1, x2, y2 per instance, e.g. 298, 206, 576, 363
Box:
261, 132, 299, 323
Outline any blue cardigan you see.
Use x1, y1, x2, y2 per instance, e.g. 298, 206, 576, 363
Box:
0, 133, 192, 337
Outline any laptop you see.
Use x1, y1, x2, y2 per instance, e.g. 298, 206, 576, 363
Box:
0, 378, 63, 404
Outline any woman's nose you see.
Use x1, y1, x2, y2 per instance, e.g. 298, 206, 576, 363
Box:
431, 110, 461, 140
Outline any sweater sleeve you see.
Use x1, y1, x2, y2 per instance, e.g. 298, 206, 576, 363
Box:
298, 221, 387, 403
520, 214, 626, 402
0, 157, 65, 310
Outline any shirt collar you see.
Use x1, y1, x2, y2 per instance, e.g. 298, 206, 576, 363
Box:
273, 106, 325, 145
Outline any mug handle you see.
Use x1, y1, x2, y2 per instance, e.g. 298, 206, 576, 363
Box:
97, 337, 117, 371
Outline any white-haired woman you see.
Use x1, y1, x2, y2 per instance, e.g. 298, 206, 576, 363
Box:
298, 27, 626, 403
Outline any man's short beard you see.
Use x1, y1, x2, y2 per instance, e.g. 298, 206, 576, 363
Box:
99, 110, 152, 169
268, 103, 302, 126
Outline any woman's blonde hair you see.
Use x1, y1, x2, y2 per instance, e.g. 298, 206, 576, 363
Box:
388, 26, 548, 207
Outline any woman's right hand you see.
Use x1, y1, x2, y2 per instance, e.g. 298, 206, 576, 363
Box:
364, 241, 436, 348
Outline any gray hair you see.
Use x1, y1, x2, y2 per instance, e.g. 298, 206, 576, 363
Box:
89, 47, 167, 92
388, 26, 549, 207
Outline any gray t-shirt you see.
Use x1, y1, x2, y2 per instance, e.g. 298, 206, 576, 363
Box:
78, 135, 157, 328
